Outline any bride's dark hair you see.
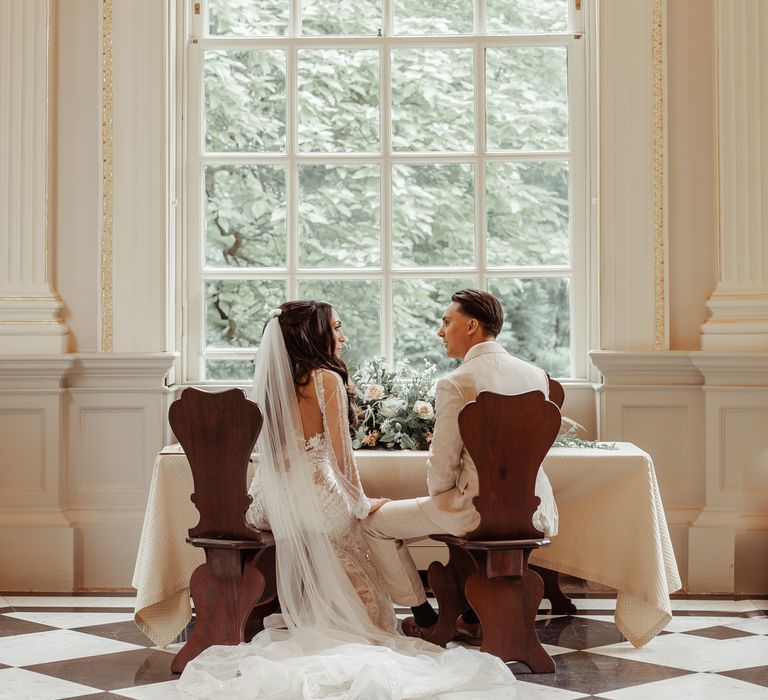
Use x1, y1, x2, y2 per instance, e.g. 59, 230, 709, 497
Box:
274, 300, 357, 427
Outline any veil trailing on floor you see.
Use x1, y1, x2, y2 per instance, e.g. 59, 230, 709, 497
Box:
177, 318, 519, 699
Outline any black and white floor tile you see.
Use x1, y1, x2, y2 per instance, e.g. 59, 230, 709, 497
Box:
0, 593, 766, 699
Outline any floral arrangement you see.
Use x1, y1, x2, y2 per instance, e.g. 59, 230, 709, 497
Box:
350, 358, 616, 451
553, 417, 617, 450
351, 358, 438, 450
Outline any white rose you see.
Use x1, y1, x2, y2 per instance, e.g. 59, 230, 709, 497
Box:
412, 400, 434, 420
379, 396, 403, 418
364, 384, 385, 401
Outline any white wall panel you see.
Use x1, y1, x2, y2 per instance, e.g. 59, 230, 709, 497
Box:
109, 0, 168, 353
0, 409, 45, 493
66, 354, 175, 509
622, 406, 690, 493
79, 407, 145, 493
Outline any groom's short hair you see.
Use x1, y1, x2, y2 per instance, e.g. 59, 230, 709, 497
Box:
451, 289, 504, 337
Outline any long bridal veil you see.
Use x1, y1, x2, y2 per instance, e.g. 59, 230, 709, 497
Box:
177, 318, 519, 699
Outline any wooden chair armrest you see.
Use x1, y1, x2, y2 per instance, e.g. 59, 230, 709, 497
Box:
430, 534, 550, 550
187, 532, 275, 549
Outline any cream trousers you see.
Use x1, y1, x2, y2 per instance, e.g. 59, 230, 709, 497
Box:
362, 498, 450, 607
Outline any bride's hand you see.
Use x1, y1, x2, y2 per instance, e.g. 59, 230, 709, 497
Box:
367, 497, 390, 513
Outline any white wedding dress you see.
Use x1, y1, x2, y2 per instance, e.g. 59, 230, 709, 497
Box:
177, 319, 520, 699
248, 369, 395, 633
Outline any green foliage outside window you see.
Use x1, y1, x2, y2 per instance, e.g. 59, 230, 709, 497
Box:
199, 1, 573, 381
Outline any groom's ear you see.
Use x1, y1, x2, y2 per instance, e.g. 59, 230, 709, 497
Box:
467, 317, 480, 335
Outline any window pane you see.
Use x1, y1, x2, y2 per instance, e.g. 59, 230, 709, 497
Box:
393, 277, 475, 371
486, 161, 569, 266
206, 279, 286, 348
298, 279, 381, 371
392, 49, 474, 152
208, 0, 288, 36
488, 277, 570, 377
302, 0, 381, 35
205, 50, 285, 153
487, 0, 568, 35
299, 165, 380, 268
392, 164, 474, 267
486, 47, 568, 151
205, 359, 254, 381
394, 0, 473, 35
205, 165, 286, 268
298, 50, 379, 153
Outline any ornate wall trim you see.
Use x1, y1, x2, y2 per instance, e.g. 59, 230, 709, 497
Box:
100, 0, 113, 352
652, 0, 668, 350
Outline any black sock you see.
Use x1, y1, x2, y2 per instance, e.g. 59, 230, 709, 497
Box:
411, 602, 438, 627
461, 608, 480, 624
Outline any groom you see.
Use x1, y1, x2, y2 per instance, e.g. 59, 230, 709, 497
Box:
362, 288, 559, 639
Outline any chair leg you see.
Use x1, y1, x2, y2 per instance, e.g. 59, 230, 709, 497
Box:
171, 549, 267, 674
465, 566, 555, 673
427, 544, 477, 646
530, 564, 577, 615
244, 546, 279, 641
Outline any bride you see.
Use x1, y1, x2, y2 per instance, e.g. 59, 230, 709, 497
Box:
177, 300, 518, 699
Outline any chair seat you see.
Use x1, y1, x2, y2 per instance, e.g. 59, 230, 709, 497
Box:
187, 532, 275, 549
431, 534, 551, 550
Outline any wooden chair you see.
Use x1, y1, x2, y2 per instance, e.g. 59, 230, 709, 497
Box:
530, 378, 577, 616
428, 391, 560, 672
168, 387, 278, 673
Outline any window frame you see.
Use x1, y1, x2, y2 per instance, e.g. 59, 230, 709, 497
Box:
176, 0, 597, 383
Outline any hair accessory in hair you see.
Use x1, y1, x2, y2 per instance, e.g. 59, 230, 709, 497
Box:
268, 308, 283, 319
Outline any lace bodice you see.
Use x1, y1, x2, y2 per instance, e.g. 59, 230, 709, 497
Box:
248, 369, 369, 529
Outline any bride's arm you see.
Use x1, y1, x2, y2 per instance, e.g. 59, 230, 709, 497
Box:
318, 370, 371, 518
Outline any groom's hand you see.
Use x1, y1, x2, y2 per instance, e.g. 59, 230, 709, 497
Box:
368, 497, 391, 513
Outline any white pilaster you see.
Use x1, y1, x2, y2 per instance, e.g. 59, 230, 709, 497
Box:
687, 353, 768, 593
0, 0, 69, 352
701, 0, 768, 350
109, 0, 169, 353
600, 0, 668, 351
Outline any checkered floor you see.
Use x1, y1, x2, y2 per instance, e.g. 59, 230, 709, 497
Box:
0, 594, 767, 699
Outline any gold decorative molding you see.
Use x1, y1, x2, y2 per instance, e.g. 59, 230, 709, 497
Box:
100, 0, 114, 352
651, 0, 667, 350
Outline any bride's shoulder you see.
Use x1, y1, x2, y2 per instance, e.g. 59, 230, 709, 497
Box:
314, 368, 344, 390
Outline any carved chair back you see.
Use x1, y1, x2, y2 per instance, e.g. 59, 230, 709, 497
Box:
459, 391, 560, 541
547, 377, 565, 409
169, 387, 263, 541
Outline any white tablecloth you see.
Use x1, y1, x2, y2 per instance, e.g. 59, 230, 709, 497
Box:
132, 443, 681, 649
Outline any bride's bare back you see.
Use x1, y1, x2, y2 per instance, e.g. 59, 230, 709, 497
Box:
296, 373, 325, 442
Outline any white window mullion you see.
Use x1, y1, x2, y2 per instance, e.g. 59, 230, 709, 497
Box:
186, 38, 204, 382
474, 37, 486, 290
286, 27, 298, 298
567, 31, 589, 378
194, 0, 205, 37
474, 0, 486, 35
289, 2, 299, 300
291, 0, 300, 37
381, 6, 393, 363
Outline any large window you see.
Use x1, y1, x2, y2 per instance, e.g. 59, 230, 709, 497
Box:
182, 0, 590, 381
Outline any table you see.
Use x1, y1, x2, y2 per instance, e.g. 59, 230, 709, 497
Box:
132, 443, 681, 649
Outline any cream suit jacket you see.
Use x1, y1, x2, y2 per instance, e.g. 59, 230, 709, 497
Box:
416, 341, 559, 537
